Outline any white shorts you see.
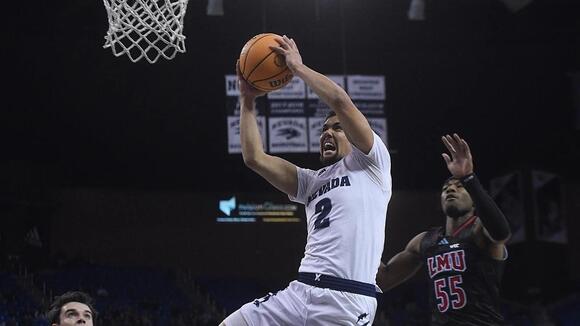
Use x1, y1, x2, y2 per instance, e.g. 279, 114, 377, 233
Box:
239, 280, 377, 326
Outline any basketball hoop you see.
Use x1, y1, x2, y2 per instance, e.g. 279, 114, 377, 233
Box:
102, 0, 189, 63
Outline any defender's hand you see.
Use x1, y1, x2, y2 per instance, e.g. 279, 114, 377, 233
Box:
270, 35, 303, 74
441, 133, 474, 178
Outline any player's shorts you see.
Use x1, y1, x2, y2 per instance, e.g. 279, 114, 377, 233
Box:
239, 273, 378, 326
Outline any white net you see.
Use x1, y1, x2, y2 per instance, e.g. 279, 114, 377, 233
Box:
102, 0, 189, 63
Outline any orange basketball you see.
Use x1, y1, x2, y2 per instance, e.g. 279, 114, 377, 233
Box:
239, 33, 293, 92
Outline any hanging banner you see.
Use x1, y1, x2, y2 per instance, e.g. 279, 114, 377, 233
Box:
347, 75, 386, 100
532, 170, 567, 243
227, 116, 267, 154
225, 75, 240, 97
489, 172, 526, 244
268, 117, 308, 153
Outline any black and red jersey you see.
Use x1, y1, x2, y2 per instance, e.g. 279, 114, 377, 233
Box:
419, 217, 505, 325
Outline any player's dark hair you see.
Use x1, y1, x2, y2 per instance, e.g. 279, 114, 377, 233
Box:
47, 291, 97, 324
324, 111, 337, 121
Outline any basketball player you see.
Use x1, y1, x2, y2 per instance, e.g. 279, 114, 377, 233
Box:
221, 35, 391, 325
47, 291, 97, 326
376, 134, 511, 325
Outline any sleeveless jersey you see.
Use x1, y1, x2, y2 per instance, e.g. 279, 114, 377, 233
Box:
419, 221, 506, 325
289, 133, 391, 284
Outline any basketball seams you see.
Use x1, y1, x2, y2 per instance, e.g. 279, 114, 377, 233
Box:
246, 50, 277, 82
251, 66, 291, 83
241, 33, 272, 77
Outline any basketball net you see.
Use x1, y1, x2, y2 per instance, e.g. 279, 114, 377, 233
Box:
102, 0, 189, 63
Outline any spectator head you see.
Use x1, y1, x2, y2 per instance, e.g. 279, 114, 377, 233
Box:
47, 291, 97, 326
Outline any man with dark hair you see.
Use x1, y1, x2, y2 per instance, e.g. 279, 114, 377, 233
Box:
376, 134, 511, 325
222, 35, 391, 326
47, 291, 97, 326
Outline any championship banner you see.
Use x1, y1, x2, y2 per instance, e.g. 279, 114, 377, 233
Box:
532, 170, 567, 243
268, 117, 308, 153
347, 75, 386, 101
489, 172, 526, 244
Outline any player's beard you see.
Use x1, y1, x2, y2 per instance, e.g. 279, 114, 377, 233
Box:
444, 203, 470, 219
319, 146, 341, 167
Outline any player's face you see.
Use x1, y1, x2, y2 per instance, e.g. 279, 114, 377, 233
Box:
54, 302, 93, 326
319, 116, 352, 166
441, 179, 474, 219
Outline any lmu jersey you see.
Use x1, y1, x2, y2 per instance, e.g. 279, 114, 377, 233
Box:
289, 133, 391, 284
420, 225, 506, 326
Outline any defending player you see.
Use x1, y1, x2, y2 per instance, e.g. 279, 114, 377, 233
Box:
221, 35, 391, 325
376, 134, 510, 325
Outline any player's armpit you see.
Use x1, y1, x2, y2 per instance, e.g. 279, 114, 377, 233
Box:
376, 232, 426, 291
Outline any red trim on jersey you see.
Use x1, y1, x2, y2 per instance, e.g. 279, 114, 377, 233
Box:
452, 215, 477, 237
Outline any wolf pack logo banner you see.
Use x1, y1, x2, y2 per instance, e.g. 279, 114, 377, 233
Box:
227, 116, 267, 154
347, 75, 386, 101
268, 117, 308, 153
532, 171, 567, 243
490, 172, 526, 244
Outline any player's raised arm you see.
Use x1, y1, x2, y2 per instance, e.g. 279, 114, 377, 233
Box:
237, 63, 299, 198
376, 232, 425, 291
442, 134, 511, 243
271, 35, 374, 154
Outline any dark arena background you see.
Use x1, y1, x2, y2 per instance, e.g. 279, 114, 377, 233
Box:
3, 0, 580, 324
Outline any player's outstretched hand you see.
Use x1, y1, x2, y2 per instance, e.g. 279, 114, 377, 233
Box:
270, 35, 303, 74
441, 133, 474, 178
236, 60, 266, 99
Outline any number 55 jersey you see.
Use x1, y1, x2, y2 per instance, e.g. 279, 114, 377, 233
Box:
420, 223, 506, 326
289, 132, 392, 285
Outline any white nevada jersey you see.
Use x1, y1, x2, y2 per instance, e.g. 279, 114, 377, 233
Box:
289, 132, 392, 284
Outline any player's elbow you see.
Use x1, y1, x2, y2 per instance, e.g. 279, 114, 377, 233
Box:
242, 154, 259, 170
488, 228, 511, 244
327, 91, 352, 112
375, 262, 389, 291
242, 151, 267, 172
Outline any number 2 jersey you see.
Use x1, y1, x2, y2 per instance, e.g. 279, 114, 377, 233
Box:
289, 132, 392, 285
419, 221, 506, 325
